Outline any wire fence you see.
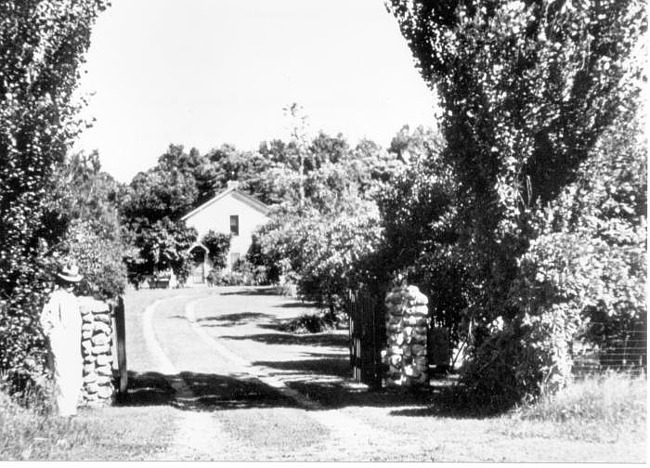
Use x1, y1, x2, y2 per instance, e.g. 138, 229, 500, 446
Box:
571, 322, 646, 376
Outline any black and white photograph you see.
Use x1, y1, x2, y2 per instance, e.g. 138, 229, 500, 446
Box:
0, 0, 646, 462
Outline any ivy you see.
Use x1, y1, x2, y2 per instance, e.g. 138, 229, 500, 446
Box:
0, 0, 108, 390
387, 0, 646, 406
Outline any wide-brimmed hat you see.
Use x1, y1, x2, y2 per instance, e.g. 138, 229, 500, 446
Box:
57, 264, 83, 283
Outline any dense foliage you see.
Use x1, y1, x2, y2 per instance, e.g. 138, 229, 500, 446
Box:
118, 119, 401, 309
119, 145, 202, 285
386, 0, 646, 406
47, 151, 127, 299
249, 125, 397, 312
0, 0, 108, 390
366, 126, 468, 341
201, 230, 231, 271
123, 217, 197, 287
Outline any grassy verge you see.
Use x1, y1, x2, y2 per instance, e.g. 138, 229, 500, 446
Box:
0, 389, 177, 461
501, 371, 646, 443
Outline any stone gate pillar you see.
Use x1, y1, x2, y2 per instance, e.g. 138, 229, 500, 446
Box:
79, 297, 116, 406
383, 284, 429, 388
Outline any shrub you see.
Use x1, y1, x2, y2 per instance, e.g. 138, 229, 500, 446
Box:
206, 269, 222, 287
256, 200, 383, 313
208, 269, 253, 287
278, 313, 336, 334
59, 219, 127, 300
220, 272, 246, 286
246, 234, 281, 284
201, 231, 231, 270
123, 218, 197, 287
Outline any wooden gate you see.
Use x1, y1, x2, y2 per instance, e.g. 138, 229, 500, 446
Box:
427, 326, 451, 376
348, 289, 385, 389
113, 296, 128, 396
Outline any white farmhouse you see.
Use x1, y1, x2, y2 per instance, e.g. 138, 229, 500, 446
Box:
181, 182, 271, 286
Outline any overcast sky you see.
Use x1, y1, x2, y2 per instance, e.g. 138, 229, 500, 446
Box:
74, 0, 439, 183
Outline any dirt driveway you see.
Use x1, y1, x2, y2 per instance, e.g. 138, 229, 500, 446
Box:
118, 286, 646, 462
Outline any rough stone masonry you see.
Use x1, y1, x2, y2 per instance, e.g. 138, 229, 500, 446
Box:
79, 297, 115, 405
383, 284, 430, 388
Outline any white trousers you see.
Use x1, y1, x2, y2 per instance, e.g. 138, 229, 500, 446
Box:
49, 337, 82, 416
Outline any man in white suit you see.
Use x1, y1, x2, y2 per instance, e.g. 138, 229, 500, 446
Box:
40, 263, 83, 417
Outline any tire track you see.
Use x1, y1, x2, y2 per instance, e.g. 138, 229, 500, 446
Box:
184, 298, 322, 410
142, 296, 234, 460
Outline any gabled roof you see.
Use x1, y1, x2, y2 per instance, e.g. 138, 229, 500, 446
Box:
181, 187, 271, 221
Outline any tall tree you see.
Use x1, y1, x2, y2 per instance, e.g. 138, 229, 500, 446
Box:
119, 145, 201, 286
0, 0, 108, 387
386, 0, 646, 404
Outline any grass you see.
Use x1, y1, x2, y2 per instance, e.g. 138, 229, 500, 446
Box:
0, 387, 177, 461
502, 371, 647, 443
218, 408, 331, 452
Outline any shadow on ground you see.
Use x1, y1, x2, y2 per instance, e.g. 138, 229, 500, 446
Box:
115, 371, 175, 406
219, 288, 278, 296
197, 312, 272, 327
273, 301, 319, 309
220, 332, 349, 347
116, 370, 300, 411
254, 355, 350, 377
116, 369, 474, 416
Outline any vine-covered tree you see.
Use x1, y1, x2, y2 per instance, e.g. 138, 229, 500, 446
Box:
0, 0, 108, 389
201, 230, 231, 271
386, 0, 646, 406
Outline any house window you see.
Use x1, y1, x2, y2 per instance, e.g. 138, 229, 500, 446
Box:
230, 215, 239, 236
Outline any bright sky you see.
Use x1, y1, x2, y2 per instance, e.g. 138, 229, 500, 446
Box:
74, 0, 439, 183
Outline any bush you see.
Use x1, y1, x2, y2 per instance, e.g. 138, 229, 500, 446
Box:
246, 234, 281, 284
59, 220, 127, 300
278, 313, 336, 334
123, 218, 197, 287
45, 152, 128, 300
232, 258, 271, 286
206, 269, 222, 287
219, 272, 247, 286
201, 231, 231, 270
207, 269, 252, 287
256, 201, 383, 313
458, 319, 561, 412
